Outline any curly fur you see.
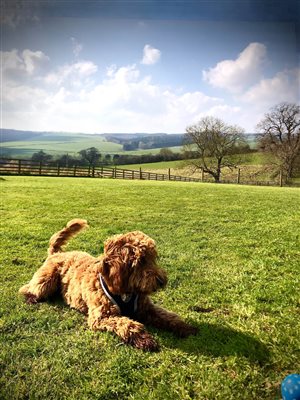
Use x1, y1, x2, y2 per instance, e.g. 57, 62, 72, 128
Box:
19, 219, 197, 351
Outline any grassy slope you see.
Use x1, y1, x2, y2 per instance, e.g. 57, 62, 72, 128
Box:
1, 133, 123, 157
119, 153, 267, 170
0, 176, 299, 399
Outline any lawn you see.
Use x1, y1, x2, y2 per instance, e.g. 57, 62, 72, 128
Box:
0, 176, 299, 399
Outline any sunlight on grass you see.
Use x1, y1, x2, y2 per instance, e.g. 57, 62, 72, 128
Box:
1, 176, 299, 399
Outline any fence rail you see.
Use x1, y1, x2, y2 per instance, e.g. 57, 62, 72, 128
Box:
0, 158, 202, 183
0, 158, 293, 187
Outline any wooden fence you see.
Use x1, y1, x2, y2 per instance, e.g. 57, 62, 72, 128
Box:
0, 158, 292, 187
0, 158, 202, 183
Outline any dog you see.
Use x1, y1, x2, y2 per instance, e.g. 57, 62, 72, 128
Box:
19, 219, 197, 351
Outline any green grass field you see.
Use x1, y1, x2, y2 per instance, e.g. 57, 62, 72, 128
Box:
119, 153, 268, 171
1, 133, 123, 158
1, 176, 299, 399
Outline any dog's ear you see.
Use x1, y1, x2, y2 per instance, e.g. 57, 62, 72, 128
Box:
101, 259, 110, 276
103, 232, 156, 269
104, 235, 136, 267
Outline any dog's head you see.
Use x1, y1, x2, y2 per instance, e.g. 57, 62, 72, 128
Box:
101, 231, 167, 295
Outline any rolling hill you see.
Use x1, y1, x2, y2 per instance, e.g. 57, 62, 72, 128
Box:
0, 129, 258, 159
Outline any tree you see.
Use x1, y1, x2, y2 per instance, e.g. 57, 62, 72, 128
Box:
256, 102, 300, 181
183, 116, 245, 182
113, 154, 120, 165
57, 153, 78, 167
159, 148, 174, 161
104, 154, 111, 164
78, 147, 101, 166
31, 150, 53, 163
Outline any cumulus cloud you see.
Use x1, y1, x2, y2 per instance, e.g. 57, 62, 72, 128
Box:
44, 60, 98, 86
141, 44, 161, 65
203, 42, 267, 93
242, 68, 300, 106
2, 49, 49, 78
3, 50, 234, 133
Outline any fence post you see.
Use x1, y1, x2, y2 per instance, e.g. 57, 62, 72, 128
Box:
57, 163, 60, 176
74, 165, 77, 177
237, 168, 240, 184
168, 168, 171, 180
92, 166, 95, 177
139, 167, 142, 180
39, 162, 42, 175
18, 159, 21, 175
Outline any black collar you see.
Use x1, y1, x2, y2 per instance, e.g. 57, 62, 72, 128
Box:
99, 274, 139, 319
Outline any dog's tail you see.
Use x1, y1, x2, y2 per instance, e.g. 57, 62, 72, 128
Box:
48, 219, 88, 256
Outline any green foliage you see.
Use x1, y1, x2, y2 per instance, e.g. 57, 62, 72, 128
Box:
1, 177, 299, 399
78, 147, 101, 166
31, 150, 53, 163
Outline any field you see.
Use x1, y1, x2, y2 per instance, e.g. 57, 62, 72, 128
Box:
1, 131, 184, 159
1, 176, 299, 399
120, 153, 278, 184
0, 132, 123, 158
1, 130, 256, 159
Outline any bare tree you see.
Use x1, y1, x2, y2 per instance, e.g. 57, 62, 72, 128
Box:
184, 116, 245, 182
257, 102, 300, 181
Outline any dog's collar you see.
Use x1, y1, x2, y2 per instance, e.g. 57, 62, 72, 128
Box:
99, 274, 139, 318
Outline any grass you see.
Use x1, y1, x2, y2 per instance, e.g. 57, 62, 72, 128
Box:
1, 176, 299, 399
1, 133, 123, 158
119, 152, 277, 184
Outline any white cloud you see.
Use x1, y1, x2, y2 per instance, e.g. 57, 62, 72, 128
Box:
22, 49, 49, 74
141, 44, 161, 65
242, 68, 300, 106
3, 51, 234, 133
44, 61, 98, 86
6, 45, 295, 134
203, 42, 267, 93
1, 48, 49, 78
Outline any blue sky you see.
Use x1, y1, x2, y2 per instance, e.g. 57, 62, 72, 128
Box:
1, 0, 299, 133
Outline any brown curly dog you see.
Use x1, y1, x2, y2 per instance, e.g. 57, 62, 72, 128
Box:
19, 219, 197, 351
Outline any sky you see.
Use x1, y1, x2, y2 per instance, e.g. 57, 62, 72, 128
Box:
1, 0, 299, 134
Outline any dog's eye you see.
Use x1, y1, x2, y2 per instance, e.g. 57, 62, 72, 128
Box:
139, 256, 146, 264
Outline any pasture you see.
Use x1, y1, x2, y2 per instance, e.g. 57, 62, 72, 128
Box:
0, 176, 299, 399
1, 132, 123, 158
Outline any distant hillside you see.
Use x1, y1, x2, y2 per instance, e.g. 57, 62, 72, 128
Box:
0, 129, 258, 159
0, 129, 122, 158
105, 133, 185, 150
1, 129, 41, 142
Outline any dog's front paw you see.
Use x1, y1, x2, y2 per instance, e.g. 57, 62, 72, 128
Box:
24, 293, 38, 305
126, 331, 159, 352
175, 324, 198, 338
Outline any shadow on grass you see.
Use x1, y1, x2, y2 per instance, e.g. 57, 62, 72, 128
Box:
46, 299, 269, 364
162, 322, 270, 365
